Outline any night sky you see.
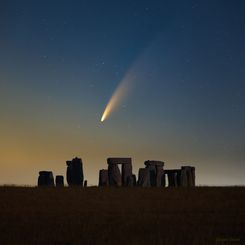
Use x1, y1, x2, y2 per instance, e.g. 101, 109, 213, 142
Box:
0, 0, 244, 186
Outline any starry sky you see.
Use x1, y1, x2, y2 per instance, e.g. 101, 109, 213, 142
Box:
0, 0, 245, 186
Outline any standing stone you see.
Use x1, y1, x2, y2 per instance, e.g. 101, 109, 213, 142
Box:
108, 163, 122, 186
66, 157, 84, 186
55, 175, 64, 187
147, 165, 157, 186
144, 160, 164, 187
176, 170, 182, 186
38, 171, 55, 187
179, 166, 196, 187
137, 168, 150, 187
156, 165, 165, 187
122, 163, 133, 186
107, 158, 132, 187
191, 167, 196, 186
180, 167, 188, 187
181, 166, 195, 187
99, 169, 109, 186
186, 167, 192, 187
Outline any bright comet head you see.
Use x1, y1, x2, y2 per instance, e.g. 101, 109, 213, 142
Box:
100, 73, 133, 122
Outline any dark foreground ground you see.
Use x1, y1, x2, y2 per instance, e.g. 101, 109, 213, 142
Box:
0, 187, 244, 245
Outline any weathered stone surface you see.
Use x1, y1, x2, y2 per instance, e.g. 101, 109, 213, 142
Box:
99, 169, 109, 186
107, 158, 132, 165
122, 163, 133, 186
66, 157, 84, 186
55, 175, 64, 187
191, 167, 195, 186
137, 168, 150, 187
144, 160, 164, 167
147, 165, 157, 186
176, 170, 182, 186
108, 164, 122, 186
180, 167, 188, 187
84, 180, 87, 187
144, 160, 165, 187
156, 165, 165, 187
38, 171, 54, 187
178, 166, 195, 187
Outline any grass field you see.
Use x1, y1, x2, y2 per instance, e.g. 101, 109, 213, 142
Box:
0, 186, 244, 245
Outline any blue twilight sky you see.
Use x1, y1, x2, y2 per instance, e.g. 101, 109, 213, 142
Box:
0, 0, 244, 185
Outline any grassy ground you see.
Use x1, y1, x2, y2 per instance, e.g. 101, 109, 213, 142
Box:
0, 186, 244, 245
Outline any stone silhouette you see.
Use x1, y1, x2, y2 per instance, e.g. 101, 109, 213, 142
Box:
37, 157, 195, 188
137, 168, 151, 187
98, 169, 109, 186
55, 175, 64, 187
165, 166, 196, 187
144, 160, 165, 187
107, 158, 133, 187
108, 163, 122, 186
182, 166, 195, 187
66, 157, 84, 186
38, 171, 55, 187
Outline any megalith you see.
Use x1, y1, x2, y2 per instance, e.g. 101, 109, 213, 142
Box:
55, 175, 64, 187
180, 167, 188, 187
108, 163, 122, 186
122, 162, 133, 186
66, 157, 84, 186
144, 160, 165, 187
99, 169, 109, 186
38, 171, 55, 187
181, 166, 195, 187
137, 168, 150, 187
191, 167, 196, 186
107, 158, 133, 187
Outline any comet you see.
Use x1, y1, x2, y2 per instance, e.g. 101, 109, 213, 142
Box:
100, 46, 151, 122
101, 71, 135, 122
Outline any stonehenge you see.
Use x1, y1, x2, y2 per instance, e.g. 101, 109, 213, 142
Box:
66, 157, 84, 186
38, 171, 55, 186
107, 158, 134, 187
38, 156, 196, 188
99, 158, 134, 187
